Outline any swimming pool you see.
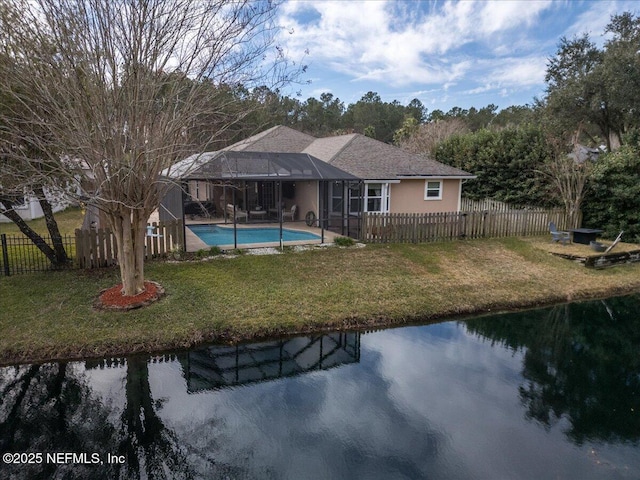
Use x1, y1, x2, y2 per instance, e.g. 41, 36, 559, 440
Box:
189, 224, 321, 246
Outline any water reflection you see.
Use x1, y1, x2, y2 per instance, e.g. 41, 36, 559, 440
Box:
182, 332, 360, 392
0, 363, 118, 479
0, 297, 639, 479
465, 297, 640, 445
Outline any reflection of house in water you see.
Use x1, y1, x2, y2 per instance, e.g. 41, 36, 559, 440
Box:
182, 332, 361, 393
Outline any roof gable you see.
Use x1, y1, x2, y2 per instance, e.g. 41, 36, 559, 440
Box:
316, 134, 472, 179
226, 125, 315, 153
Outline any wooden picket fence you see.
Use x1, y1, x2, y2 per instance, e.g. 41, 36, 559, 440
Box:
460, 197, 551, 212
75, 220, 184, 268
363, 209, 575, 244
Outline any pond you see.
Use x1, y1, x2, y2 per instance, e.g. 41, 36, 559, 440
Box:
1, 295, 639, 479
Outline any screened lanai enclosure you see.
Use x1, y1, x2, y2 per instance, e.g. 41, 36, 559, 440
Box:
160, 151, 363, 250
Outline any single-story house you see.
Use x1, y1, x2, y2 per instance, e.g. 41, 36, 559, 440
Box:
159, 126, 474, 247
220, 125, 475, 215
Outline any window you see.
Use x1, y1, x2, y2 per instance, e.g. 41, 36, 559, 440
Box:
367, 184, 383, 212
424, 180, 442, 200
363, 183, 390, 213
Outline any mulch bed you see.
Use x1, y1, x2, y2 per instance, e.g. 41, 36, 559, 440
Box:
95, 281, 165, 311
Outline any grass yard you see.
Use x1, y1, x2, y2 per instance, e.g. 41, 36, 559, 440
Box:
0, 207, 83, 273
2, 236, 639, 366
0, 206, 84, 236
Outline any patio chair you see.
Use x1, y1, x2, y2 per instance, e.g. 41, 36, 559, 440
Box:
226, 204, 248, 222
282, 204, 297, 222
549, 221, 570, 245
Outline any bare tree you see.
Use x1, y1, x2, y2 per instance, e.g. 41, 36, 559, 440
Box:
398, 118, 468, 157
539, 130, 593, 229
0, 0, 298, 295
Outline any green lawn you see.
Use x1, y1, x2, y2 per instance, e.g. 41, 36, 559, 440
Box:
0, 206, 84, 236
0, 207, 83, 273
2, 236, 639, 366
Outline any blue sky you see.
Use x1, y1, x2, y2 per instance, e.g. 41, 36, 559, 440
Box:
276, 0, 639, 113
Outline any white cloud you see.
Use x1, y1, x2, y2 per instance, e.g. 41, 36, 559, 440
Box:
489, 55, 548, 86
278, 0, 637, 109
278, 0, 555, 89
477, 0, 552, 35
563, 0, 639, 43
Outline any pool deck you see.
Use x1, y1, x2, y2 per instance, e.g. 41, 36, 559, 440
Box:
184, 219, 340, 252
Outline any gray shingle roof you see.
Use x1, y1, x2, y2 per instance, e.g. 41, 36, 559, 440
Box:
226, 125, 316, 153
320, 134, 472, 179
225, 125, 473, 180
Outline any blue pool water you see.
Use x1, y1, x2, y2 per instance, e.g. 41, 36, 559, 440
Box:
189, 224, 321, 246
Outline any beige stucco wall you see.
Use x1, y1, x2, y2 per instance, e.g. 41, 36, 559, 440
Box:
187, 180, 214, 201
389, 178, 461, 213
292, 181, 318, 222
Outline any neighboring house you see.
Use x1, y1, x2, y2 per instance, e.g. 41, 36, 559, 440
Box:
0, 187, 72, 223
225, 125, 474, 215
568, 144, 601, 164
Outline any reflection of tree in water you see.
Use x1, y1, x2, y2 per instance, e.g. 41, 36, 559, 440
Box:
115, 354, 242, 480
0, 363, 118, 480
464, 295, 640, 446
117, 355, 197, 479
0, 355, 241, 479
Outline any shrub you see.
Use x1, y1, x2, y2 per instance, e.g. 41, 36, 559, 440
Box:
334, 236, 355, 247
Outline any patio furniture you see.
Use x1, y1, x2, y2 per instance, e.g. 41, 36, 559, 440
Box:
249, 209, 267, 221
225, 204, 248, 222
569, 228, 603, 245
282, 205, 297, 221
604, 231, 624, 254
268, 202, 284, 219
184, 201, 210, 219
146, 225, 162, 238
549, 222, 570, 245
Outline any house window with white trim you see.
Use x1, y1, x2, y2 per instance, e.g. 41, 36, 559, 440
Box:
424, 180, 442, 200
364, 183, 390, 213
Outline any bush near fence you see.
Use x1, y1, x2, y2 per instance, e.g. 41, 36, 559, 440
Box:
0, 220, 184, 275
363, 208, 576, 244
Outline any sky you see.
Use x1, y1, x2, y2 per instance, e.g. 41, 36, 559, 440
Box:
275, 0, 639, 113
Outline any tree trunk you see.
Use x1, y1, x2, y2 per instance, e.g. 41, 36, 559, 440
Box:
34, 186, 69, 265
108, 209, 147, 296
0, 198, 58, 264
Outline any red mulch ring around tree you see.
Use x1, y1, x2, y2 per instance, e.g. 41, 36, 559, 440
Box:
95, 281, 165, 311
